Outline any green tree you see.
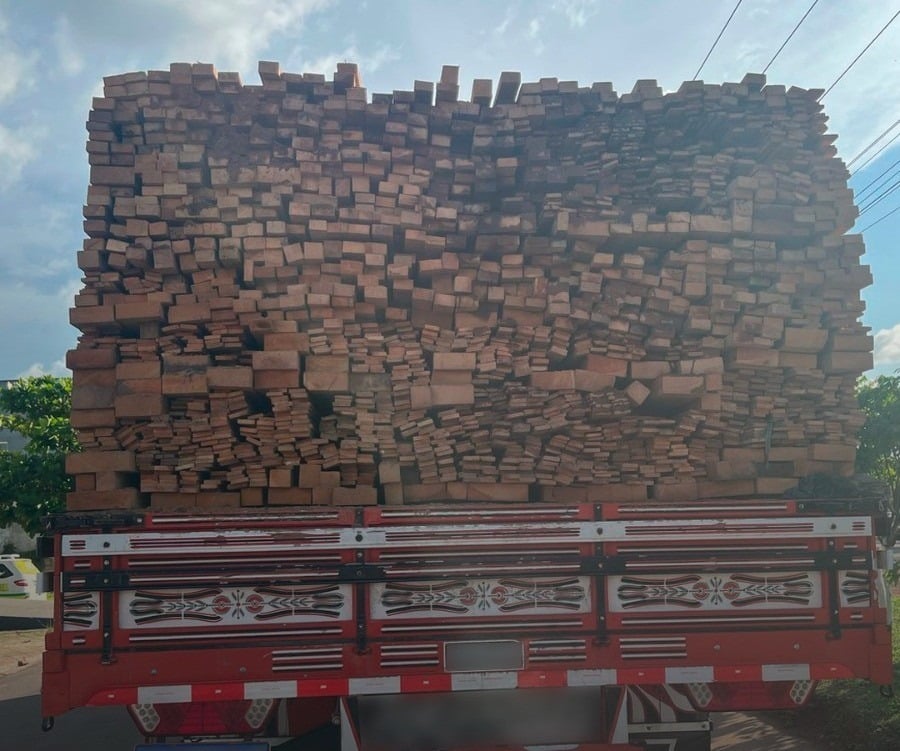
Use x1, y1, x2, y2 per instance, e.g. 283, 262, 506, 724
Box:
856, 375, 900, 544
0, 376, 78, 534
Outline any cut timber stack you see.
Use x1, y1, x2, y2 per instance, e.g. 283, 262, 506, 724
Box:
66, 62, 872, 511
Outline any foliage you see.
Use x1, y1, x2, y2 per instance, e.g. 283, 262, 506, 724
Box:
779, 596, 900, 751
0, 376, 77, 534
856, 375, 900, 545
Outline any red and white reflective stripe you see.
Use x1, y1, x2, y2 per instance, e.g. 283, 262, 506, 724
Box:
89, 662, 851, 707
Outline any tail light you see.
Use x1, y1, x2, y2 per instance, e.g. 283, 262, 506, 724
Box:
686, 680, 816, 710
127, 698, 275, 736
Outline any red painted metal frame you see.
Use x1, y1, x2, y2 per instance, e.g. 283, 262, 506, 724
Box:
42, 499, 893, 721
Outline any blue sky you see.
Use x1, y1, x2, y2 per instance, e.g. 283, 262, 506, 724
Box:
1, 0, 898, 376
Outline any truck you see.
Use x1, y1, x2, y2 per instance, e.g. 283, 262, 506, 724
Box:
43, 60, 892, 750
40, 493, 893, 750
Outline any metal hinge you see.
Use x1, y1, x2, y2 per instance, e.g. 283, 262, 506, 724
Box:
338, 564, 386, 582
63, 571, 131, 591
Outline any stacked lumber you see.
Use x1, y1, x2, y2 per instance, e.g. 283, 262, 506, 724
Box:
66, 62, 872, 511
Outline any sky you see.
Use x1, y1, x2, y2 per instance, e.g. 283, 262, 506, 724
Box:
0, 0, 898, 378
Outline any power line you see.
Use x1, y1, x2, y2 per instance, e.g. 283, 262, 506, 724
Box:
858, 176, 900, 217
847, 117, 900, 167
850, 126, 900, 177
855, 155, 900, 200
762, 0, 820, 74
693, 0, 744, 80
859, 202, 900, 233
819, 8, 900, 100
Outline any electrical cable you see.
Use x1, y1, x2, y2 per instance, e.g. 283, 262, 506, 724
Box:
692, 0, 744, 80
857, 177, 900, 217
856, 160, 900, 200
762, 0, 820, 74
850, 127, 900, 177
854, 156, 900, 201
848, 117, 900, 167
858, 202, 900, 233
819, 9, 900, 100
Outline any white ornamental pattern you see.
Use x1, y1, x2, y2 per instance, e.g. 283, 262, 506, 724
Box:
119, 584, 352, 629
609, 572, 822, 613
62, 592, 100, 631
371, 577, 591, 620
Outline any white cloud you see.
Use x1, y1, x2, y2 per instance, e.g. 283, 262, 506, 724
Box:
159, 0, 334, 74
0, 279, 79, 380
526, 16, 545, 56
292, 42, 400, 84
874, 324, 900, 367
16, 359, 69, 379
0, 10, 37, 101
552, 0, 599, 29
0, 124, 43, 191
496, 7, 515, 35
53, 16, 85, 76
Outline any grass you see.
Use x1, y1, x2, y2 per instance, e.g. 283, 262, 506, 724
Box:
773, 597, 900, 751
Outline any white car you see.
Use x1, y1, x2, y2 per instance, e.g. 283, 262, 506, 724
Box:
0, 554, 39, 597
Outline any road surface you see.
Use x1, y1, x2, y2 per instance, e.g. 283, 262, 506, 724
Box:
0, 663, 142, 749
712, 711, 822, 750
0, 595, 51, 630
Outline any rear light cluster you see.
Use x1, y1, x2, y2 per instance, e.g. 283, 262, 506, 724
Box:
245, 699, 274, 729
130, 704, 160, 733
686, 680, 816, 711
128, 699, 274, 737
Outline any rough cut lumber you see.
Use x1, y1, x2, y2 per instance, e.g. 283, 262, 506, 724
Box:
65, 62, 872, 511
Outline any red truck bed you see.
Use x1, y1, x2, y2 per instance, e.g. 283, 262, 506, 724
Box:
41, 497, 892, 741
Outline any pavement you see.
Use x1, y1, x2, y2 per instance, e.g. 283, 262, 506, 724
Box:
0, 663, 142, 749
0, 628, 45, 678
712, 711, 822, 750
0, 596, 52, 630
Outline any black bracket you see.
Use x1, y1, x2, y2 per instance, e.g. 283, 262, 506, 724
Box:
36, 535, 55, 559
581, 549, 871, 578
43, 511, 146, 532
825, 539, 842, 640
593, 505, 609, 646
44, 512, 145, 532
63, 571, 131, 591
353, 509, 369, 656
338, 564, 387, 582
581, 555, 628, 575
100, 556, 116, 664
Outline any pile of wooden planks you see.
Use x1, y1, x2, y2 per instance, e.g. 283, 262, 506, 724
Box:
66, 62, 872, 511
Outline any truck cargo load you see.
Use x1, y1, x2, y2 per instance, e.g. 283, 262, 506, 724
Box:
65, 62, 870, 512
42, 63, 891, 750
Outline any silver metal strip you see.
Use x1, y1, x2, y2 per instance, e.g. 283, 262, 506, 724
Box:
450, 671, 518, 691
61, 516, 873, 557
629, 721, 712, 733
566, 668, 617, 686
137, 684, 191, 704
666, 666, 714, 683
349, 676, 401, 695
762, 663, 811, 681
244, 680, 297, 699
